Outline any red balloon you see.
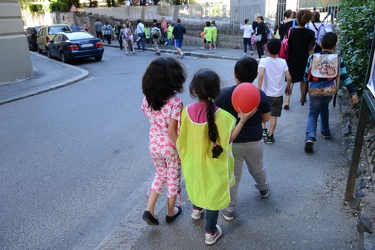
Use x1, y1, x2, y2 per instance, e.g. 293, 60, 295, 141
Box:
231, 82, 260, 113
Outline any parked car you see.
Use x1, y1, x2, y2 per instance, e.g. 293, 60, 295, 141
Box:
25, 26, 41, 51
46, 31, 104, 63
37, 24, 71, 53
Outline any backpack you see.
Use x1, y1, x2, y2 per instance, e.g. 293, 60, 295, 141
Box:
316, 23, 334, 45
152, 27, 160, 39
307, 53, 340, 97
278, 19, 296, 60
278, 28, 291, 60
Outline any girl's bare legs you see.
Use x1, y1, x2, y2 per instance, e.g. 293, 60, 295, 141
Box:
130, 40, 135, 53
124, 40, 129, 55
167, 196, 177, 216
146, 189, 159, 217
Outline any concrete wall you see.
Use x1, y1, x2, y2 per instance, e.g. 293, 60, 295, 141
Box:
0, 0, 33, 84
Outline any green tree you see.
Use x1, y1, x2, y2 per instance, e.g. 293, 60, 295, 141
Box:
339, 0, 375, 93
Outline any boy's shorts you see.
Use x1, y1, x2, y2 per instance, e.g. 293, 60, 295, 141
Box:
268, 96, 283, 117
174, 39, 183, 48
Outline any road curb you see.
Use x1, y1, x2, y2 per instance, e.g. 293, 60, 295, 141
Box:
104, 44, 258, 62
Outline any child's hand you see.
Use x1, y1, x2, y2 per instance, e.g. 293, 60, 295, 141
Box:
285, 85, 292, 95
351, 94, 359, 105
238, 107, 257, 123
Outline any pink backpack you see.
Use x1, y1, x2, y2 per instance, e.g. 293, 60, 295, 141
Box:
278, 28, 291, 60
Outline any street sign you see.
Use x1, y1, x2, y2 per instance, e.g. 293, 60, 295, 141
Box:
70, 4, 77, 12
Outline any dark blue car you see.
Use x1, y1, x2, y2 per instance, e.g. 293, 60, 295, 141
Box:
46, 31, 104, 63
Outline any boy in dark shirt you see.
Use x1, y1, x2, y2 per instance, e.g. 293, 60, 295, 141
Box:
214, 57, 271, 220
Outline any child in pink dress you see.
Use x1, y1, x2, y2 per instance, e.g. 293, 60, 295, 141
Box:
141, 57, 187, 225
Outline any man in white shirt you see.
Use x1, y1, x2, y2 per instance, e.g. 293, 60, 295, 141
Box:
136, 19, 145, 51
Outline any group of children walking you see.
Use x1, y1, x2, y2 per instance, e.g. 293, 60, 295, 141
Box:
141, 55, 267, 246
201, 21, 218, 50
140, 28, 358, 246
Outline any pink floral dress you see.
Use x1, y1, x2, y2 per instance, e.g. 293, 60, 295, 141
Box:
141, 96, 182, 198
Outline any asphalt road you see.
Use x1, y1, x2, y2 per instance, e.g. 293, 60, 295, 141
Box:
0, 47, 363, 249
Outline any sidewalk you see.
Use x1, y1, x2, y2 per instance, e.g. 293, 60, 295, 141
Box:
0, 44, 253, 105
0, 44, 369, 249
106, 42, 254, 61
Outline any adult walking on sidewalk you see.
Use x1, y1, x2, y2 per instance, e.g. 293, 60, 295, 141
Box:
284, 9, 315, 108
172, 18, 186, 59
136, 19, 146, 51
103, 22, 112, 44
254, 16, 268, 58
94, 19, 104, 42
151, 23, 161, 56
161, 17, 169, 46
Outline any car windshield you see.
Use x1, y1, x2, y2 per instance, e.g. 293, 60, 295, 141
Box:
48, 26, 70, 35
65, 32, 95, 40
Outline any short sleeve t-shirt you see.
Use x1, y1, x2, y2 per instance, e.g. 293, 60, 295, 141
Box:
214, 85, 271, 142
258, 57, 289, 97
141, 96, 183, 148
187, 103, 218, 123
172, 23, 186, 40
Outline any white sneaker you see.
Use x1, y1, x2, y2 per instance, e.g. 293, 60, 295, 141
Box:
205, 225, 222, 246
191, 208, 204, 220
180, 53, 185, 59
244, 53, 247, 56
250, 51, 254, 55
219, 209, 234, 221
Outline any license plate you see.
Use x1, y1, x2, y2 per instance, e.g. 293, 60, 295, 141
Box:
81, 43, 93, 48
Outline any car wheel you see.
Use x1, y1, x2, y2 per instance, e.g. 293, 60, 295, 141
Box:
47, 49, 51, 58
94, 55, 102, 61
61, 52, 68, 63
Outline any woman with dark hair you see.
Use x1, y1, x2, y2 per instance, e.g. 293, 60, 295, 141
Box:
177, 68, 255, 246
141, 57, 187, 226
283, 9, 315, 109
278, 9, 295, 40
254, 15, 267, 58
306, 11, 323, 53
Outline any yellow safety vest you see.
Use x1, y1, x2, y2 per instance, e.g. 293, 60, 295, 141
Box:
177, 106, 235, 210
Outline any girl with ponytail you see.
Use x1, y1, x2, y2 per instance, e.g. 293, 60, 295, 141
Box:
176, 68, 256, 246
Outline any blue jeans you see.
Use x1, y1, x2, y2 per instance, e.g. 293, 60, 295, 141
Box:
243, 38, 253, 53
137, 33, 145, 51
193, 205, 218, 233
162, 32, 168, 44
305, 96, 333, 141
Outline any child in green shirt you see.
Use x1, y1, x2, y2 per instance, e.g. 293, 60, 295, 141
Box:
144, 23, 151, 44
167, 22, 174, 46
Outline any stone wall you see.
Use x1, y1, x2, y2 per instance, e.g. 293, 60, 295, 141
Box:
22, 11, 245, 49
80, 14, 244, 49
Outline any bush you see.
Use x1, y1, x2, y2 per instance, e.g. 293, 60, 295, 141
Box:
49, 1, 69, 11
28, 4, 43, 12
339, 0, 375, 94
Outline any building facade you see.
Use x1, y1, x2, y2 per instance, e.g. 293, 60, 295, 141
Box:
0, 0, 33, 83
